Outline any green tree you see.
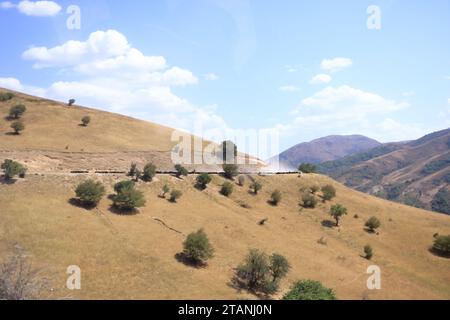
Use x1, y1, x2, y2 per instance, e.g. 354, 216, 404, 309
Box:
301, 193, 317, 208
196, 173, 212, 190
1, 159, 26, 180
321, 185, 336, 201
114, 180, 135, 193
220, 182, 234, 197
270, 190, 282, 206
174, 164, 189, 178
75, 179, 105, 207
11, 121, 24, 134
142, 163, 157, 182
9, 104, 26, 119
269, 253, 290, 282
68, 99, 76, 106
81, 116, 91, 126
330, 204, 348, 227
250, 181, 262, 195
182, 229, 214, 265
431, 188, 450, 215
298, 163, 317, 174
283, 280, 336, 300
364, 245, 373, 260
169, 189, 183, 203
112, 188, 146, 211
365, 216, 381, 233
432, 234, 450, 256
222, 164, 239, 180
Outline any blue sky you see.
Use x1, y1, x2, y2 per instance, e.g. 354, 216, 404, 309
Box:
0, 0, 449, 153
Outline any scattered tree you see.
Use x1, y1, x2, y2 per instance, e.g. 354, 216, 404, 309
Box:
432, 234, 450, 257
365, 216, 381, 233
114, 180, 135, 193
283, 280, 336, 300
0, 92, 14, 102
142, 163, 157, 182
196, 173, 212, 190
222, 164, 239, 180
250, 181, 262, 195
68, 99, 76, 106
11, 121, 24, 135
1, 159, 26, 180
238, 175, 245, 186
364, 245, 373, 260
329, 204, 348, 227
160, 184, 170, 198
182, 229, 214, 265
270, 190, 282, 206
169, 189, 183, 203
9, 104, 26, 119
301, 193, 317, 208
220, 182, 234, 197
235, 249, 290, 295
112, 188, 146, 211
298, 163, 317, 174
75, 179, 106, 207
321, 185, 336, 201
174, 164, 189, 178
81, 116, 91, 126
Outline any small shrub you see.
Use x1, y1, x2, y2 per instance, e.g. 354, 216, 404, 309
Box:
196, 173, 212, 190
220, 182, 234, 197
142, 163, 157, 182
128, 163, 137, 177
160, 184, 170, 198
365, 216, 381, 233
283, 280, 336, 300
238, 175, 245, 186
81, 116, 91, 126
112, 188, 146, 211
1, 159, 26, 180
222, 164, 239, 179
182, 229, 214, 265
0, 92, 14, 102
432, 234, 450, 257
329, 204, 348, 227
301, 193, 317, 208
75, 179, 106, 207
9, 104, 26, 119
321, 185, 336, 201
114, 180, 135, 193
134, 169, 142, 182
11, 121, 24, 134
298, 163, 317, 174
174, 164, 189, 178
310, 184, 320, 194
250, 181, 262, 195
270, 190, 282, 205
364, 245, 373, 260
169, 189, 183, 203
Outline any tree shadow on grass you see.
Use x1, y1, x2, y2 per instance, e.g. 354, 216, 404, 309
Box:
68, 198, 96, 211
321, 220, 336, 228
227, 274, 271, 300
428, 247, 450, 259
174, 252, 207, 269
5, 132, 20, 136
0, 177, 17, 185
108, 205, 139, 216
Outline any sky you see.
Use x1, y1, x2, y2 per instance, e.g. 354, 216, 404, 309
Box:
0, 0, 449, 155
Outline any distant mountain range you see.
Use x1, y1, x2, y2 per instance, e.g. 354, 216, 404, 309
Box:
273, 135, 382, 169
318, 128, 450, 215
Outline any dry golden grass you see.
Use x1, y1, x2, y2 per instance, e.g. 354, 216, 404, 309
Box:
0, 173, 449, 300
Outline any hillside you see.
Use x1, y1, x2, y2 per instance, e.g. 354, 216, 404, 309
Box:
273, 135, 381, 170
319, 128, 450, 214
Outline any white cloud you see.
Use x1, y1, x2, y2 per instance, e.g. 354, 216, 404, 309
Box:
2, 1, 62, 16
321, 57, 352, 73
11, 30, 229, 134
310, 74, 332, 85
279, 85, 299, 92
204, 73, 219, 81
402, 91, 415, 97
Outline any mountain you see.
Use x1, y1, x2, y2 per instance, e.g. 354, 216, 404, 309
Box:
319, 128, 450, 214
274, 135, 382, 170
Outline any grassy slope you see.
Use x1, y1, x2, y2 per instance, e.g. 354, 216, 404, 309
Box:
0, 173, 449, 300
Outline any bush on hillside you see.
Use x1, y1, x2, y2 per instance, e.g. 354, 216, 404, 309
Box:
9, 104, 26, 119
249, 181, 262, 195
222, 164, 239, 180
0, 92, 14, 102
169, 189, 183, 203
114, 180, 135, 193
128, 163, 137, 177
11, 121, 24, 134
174, 164, 189, 178
160, 184, 170, 198
112, 188, 146, 211
75, 179, 106, 207
365, 216, 381, 233
1, 159, 26, 180
142, 163, 157, 182
329, 204, 348, 227
182, 229, 214, 265
270, 190, 282, 206
432, 234, 450, 257
283, 280, 336, 300
321, 185, 336, 201
220, 182, 234, 197
196, 173, 212, 190
364, 245, 373, 260
81, 116, 91, 126
301, 193, 317, 208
